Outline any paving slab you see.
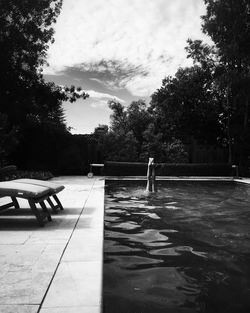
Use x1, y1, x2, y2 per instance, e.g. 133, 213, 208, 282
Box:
41, 177, 104, 312
0, 231, 32, 245
0, 305, 39, 313
0, 243, 65, 304
62, 229, 103, 262
0, 176, 104, 313
41, 261, 102, 308
40, 306, 99, 313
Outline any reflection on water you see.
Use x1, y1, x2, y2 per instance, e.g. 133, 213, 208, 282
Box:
103, 181, 250, 313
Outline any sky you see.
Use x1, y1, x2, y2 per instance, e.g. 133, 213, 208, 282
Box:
43, 0, 210, 134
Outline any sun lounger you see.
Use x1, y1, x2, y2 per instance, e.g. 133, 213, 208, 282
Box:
0, 181, 52, 226
13, 179, 64, 213
0, 166, 65, 224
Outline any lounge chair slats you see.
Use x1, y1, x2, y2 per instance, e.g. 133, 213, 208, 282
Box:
0, 182, 50, 198
13, 179, 65, 212
0, 167, 65, 225
14, 179, 65, 193
0, 182, 52, 226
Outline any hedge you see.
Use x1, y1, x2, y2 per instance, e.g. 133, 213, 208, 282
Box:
0, 165, 53, 181
104, 161, 234, 176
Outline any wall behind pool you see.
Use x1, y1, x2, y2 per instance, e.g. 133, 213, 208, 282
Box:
104, 162, 234, 177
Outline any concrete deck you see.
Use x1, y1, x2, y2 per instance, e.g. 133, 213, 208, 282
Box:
0, 176, 104, 313
1, 175, 250, 313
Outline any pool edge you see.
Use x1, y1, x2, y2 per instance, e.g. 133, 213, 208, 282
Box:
105, 176, 235, 181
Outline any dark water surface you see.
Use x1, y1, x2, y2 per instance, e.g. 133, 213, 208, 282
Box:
103, 181, 250, 313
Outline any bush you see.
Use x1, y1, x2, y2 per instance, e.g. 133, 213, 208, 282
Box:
0, 165, 53, 181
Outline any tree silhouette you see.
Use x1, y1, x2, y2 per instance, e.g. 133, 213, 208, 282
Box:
0, 0, 88, 167
201, 0, 250, 165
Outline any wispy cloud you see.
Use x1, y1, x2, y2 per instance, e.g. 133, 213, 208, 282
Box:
85, 89, 125, 109
87, 89, 125, 102
80, 60, 149, 92
89, 78, 104, 84
45, 0, 208, 97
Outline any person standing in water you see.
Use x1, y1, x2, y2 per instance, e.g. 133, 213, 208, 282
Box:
146, 157, 157, 192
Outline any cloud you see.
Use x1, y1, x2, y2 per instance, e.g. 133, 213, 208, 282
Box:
45, 0, 209, 97
86, 89, 125, 103
84, 89, 126, 109
79, 60, 149, 92
90, 100, 109, 109
89, 78, 104, 84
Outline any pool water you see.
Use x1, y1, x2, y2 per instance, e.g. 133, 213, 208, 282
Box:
103, 181, 250, 313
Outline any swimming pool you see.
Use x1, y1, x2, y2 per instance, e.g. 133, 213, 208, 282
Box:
103, 180, 250, 313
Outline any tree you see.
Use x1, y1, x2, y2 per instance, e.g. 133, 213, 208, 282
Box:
0, 0, 88, 167
202, 0, 250, 67
101, 98, 189, 163
150, 65, 223, 146
126, 99, 152, 151
107, 99, 152, 160
139, 123, 188, 162
108, 100, 128, 134
201, 0, 250, 165
0, 0, 88, 126
102, 131, 139, 162
0, 113, 19, 166
96, 101, 140, 161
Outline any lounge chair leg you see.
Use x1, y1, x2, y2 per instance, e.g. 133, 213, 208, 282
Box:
11, 197, 20, 209
28, 200, 45, 227
40, 201, 52, 222
47, 197, 58, 213
53, 195, 64, 210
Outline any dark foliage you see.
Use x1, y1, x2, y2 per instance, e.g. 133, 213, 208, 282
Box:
201, 0, 250, 165
0, 0, 88, 169
0, 165, 53, 181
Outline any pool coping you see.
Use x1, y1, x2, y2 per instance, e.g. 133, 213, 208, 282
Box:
234, 178, 250, 185
105, 176, 235, 181
105, 176, 250, 184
